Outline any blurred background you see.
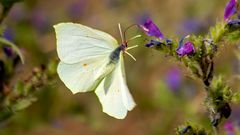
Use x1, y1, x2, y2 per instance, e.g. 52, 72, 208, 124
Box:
0, 0, 239, 134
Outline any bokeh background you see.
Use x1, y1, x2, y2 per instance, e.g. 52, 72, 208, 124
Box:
0, 0, 239, 134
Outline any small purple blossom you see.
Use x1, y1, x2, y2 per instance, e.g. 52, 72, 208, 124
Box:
176, 36, 195, 57
3, 27, 14, 42
68, 1, 86, 19
224, 121, 235, 135
177, 18, 211, 35
165, 68, 182, 91
3, 47, 14, 57
166, 39, 172, 45
2, 28, 15, 57
145, 40, 163, 47
227, 19, 240, 28
139, 18, 164, 39
224, 0, 238, 21
177, 42, 195, 56
31, 10, 50, 34
9, 5, 26, 22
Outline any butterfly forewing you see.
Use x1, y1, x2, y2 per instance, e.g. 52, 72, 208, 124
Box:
54, 23, 118, 64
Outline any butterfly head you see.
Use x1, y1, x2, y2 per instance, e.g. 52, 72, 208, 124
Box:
120, 44, 126, 51
118, 23, 140, 61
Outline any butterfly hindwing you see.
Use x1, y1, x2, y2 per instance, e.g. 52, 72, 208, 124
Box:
57, 56, 114, 93
95, 55, 136, 119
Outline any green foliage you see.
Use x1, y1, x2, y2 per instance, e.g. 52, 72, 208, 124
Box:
11, 97, 37, 111
226, 30, 240, 42
209, 22, 226, 43
203, 76, 232, 126
232, 92, 240, 103
0, 60, 57, 123
208, 76, 233, 102
176, 122, 209, 135
152, 38, 178, 56
152, 16, 240, 132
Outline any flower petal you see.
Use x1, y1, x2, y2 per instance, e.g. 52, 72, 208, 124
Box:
224, 0, 237, 21
224, 121, 235, 134
183, 42, 195, 54
139, 18, 164, 39
227, 19, 240, 28
145, 40, 163, 47
165, 68, 182, 91
3, 46, 14, 57
176, 36, 195, 57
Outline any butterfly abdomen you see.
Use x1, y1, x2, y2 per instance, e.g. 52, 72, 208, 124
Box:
109, 46, 122, 64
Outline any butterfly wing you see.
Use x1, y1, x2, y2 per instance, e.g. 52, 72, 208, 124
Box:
54, 23, 118, 93
95, 54, 136, 119
57, 56, 116, 94
54, 23, 118, 64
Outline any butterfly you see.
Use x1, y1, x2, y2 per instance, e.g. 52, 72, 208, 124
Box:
54, 23, 139, 119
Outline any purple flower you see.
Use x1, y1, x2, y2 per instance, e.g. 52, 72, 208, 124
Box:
177, 18, 210, 35
2, 28, 15, 57
165, 68, 182, 91
31, 10, 50, 34
139, 18, 164, 39
224, 121, 235, 135
176, 36, 195, 57
227, 19, 240, 28
166, 39, 172, 45
224, 0, 238, 21
3, 27, 14, 42
67, 1, 86, 19
9, 5, 26, 22
3, 47, 14, 57
145, 40, 163, 47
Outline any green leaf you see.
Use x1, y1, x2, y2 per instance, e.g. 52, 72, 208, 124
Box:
15, 81, 25, 95
0, 107, 14, 123
12, 97, 37, 111
209, 22, 226, 43
226, 30, 240, 42
0, 37, 24, 63
47, 60, 57, 76
232, 92, 240, 104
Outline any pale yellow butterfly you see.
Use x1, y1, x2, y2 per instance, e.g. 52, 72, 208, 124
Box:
54, 23, 138, 119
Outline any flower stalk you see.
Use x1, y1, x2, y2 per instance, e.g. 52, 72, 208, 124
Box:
139, 14, 240, 134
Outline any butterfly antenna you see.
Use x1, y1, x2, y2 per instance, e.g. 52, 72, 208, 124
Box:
123, 24, 138, 41
118, 23, 125, 43
126, 45, 139, 51
127, 35, 142, 43
125, 51, 136, 61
